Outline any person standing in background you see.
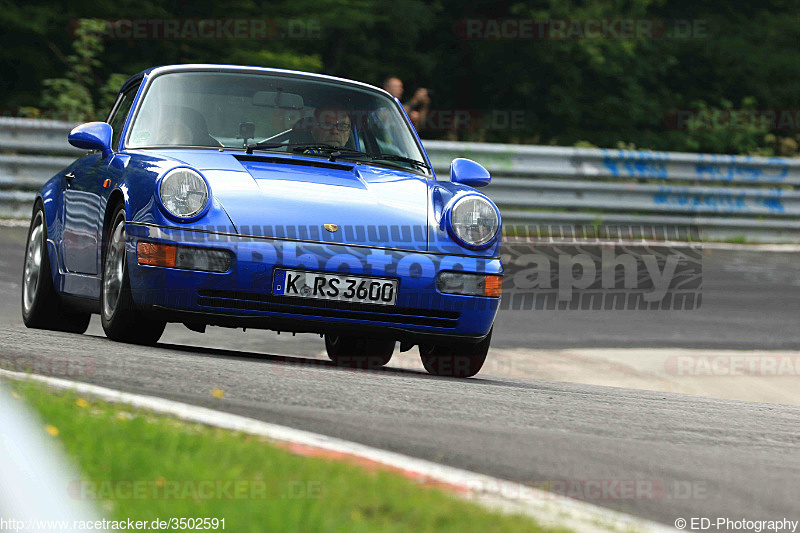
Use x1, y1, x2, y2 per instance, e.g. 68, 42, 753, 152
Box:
382, 76, 431, 132
382, 76, 404, 100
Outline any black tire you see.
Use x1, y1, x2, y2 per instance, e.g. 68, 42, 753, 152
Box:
21, 202, 90, 333
419, 328, 492, 378
100, 205, 166, 345
325, 334, 395, 369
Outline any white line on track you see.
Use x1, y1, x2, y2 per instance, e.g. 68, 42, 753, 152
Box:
0, 368, 675, 533
0, 219, 31, 227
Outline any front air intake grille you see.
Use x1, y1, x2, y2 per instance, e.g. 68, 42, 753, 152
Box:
197, 289, 460, 328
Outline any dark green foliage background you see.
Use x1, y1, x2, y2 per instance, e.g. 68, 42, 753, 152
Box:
2, 0, 798, 155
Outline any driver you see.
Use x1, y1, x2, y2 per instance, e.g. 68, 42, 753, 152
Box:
310, 108, 352, 148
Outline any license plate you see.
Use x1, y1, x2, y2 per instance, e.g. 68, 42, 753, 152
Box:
273, 270, 398, 306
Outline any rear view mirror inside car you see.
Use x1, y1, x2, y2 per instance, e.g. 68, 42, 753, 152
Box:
253, 90, 304, 109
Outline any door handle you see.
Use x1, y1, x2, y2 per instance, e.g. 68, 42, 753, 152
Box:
65, 172, 75, 183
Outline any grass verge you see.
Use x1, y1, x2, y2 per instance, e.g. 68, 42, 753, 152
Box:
8, 380, 564, 532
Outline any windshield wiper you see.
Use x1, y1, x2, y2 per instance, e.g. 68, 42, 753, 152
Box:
288, 144, 372, 161
245, 142, 430, 170
313, 148, 430, 170
367, 153, 430, 171
245, 142, 366, 160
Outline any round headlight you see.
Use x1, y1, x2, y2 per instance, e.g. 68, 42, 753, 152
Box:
159, 168, 208, 219
450, 196, 499, 247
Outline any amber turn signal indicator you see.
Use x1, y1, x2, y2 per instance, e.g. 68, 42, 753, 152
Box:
137, 242, 177, 267
484, 275, 503, 297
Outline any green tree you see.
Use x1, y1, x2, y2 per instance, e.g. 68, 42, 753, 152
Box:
26, 19, 124, 121
2, 0, 799, 154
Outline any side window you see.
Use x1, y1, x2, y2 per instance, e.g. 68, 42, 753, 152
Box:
107, 84, 139, 150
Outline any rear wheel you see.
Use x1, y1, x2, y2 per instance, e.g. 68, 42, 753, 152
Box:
419, 328, 492, 378
21, 204, 90, 333
325, 334, 395, 369
100, 206, 165, 345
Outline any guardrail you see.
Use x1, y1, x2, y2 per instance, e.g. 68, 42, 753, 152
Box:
426, 141, 800, 242
2, 117, 799, 242
0, 118, 83, 218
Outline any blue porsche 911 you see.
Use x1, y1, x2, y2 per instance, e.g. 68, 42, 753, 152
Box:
21, 64, 503, 377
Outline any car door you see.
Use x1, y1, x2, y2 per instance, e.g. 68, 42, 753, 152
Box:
62, 85, 138, 275
62, 154, 109, 274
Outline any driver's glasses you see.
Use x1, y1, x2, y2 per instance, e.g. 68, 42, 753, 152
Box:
319, 120, 351, 131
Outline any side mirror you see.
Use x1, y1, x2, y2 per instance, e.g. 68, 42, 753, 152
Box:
450, 158, 490, 187
68, 122, 113, 157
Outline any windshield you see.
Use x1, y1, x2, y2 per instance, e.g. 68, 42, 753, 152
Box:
127, 70, 430, 175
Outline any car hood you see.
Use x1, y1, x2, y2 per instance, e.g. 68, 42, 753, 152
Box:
154, 150, 430, 250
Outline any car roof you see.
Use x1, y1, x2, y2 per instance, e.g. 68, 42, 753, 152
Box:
119, 64, 393, 99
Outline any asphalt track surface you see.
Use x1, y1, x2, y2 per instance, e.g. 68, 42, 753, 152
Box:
1, 225, 799, 529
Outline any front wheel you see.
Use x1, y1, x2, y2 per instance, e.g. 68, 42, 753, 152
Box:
419, 328, 492, 378
100, 206, 165, 345
21, 204, 90, 333
325, 334, 395, 369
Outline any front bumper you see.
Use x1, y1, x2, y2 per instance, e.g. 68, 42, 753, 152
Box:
124, 223, 502, 343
